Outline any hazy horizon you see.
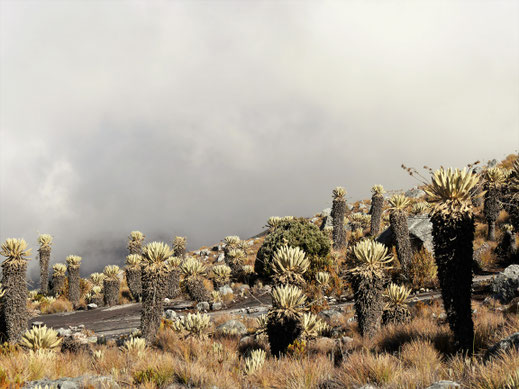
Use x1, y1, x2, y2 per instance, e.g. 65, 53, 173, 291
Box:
1, 1, 518, 281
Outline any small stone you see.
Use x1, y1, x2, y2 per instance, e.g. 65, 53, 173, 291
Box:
87, 303, 98, 310
485, 332, 519, 359
196, 302, 210, 312
216, 320, 247, 336
32, 321, 44, 327
425, 381, 460, 389
217, 254, 225, 262
164, 298, 171, 304
211, 302, 223, 311
57, 328, 73, 337
219, 285, 233, 295
164, 309, 177, 320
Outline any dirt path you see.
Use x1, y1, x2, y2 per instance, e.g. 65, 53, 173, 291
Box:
29, 275, 495, 339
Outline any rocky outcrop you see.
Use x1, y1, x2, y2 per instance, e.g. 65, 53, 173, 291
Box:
216, 319, 247, 336
24, 375, 119, 388
492, 265, 519, 303
485, 331, 519, 360
377, 215, 433, 253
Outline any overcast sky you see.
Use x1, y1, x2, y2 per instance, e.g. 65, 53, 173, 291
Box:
1, 1, 518, 279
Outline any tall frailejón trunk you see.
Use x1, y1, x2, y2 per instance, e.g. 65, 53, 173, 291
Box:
484, 186, 500, 241
141, 266, 168, 342
103, 278, 120, 307
39, 247, 51, 295
0, 261, 28, 343
390, 210, 413, 278
332, 197, 346, 250
432, 213, 475, 352
67, 265, 81, 307
370, 194, 384, 237
126, 266, 142, 301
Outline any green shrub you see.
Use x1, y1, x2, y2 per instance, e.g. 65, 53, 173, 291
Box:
255, 218, 330, 279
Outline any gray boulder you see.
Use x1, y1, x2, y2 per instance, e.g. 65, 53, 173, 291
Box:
196, 301, 210, 312
219, 285, 233, 296
211, 302, 223, 311
492, 265, 519, 303
24, 375, 119, 389
405, 187, 426, 198
216, 320, 247, 336
377, 215, 433, 253
425, 381, 460, 389
485, 331, 519, 360
164, 309, 177, 320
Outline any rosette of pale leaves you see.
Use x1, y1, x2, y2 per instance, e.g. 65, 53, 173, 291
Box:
226, 249, 246, 264
348, 213, 372, 229
299, 312, 329, 340
255, 314, 268, 336
180, 257, 206, 278
224, 235, 241, 248
52, 263, 67, 276
172, 312, 211, 338
270, 285, 307, 320
1, 238, 32, 264
387, 194, 410, 211
90, 272, 106, 286
243, 349, 266, 375
37, 234, 53, 248
129, 231, 145, 242
0, 283, 5, 299
484, 167, 507, 187
267, 216, 282, 229
165, 256, 182, 269
126, 254, 142, 268
20, 325, 62, 351
103, 265, 121, 280
211, 290, 222, 302
120, 337, 146, 356
384, 283, 411, 309
332, 186, 347, 200
411, 202, 429, 215
371, 185, 386, 195
349, 239, 393, 279
503, 224, 514, 232
271, 245, 309, 285
242, 265, 254, 275
142, 242, 173, 271
211, 264, 232, 284
65, 255, 82, 267
316, 271, 330, 286
424, 167, 481, 220
173, 236, 187, 250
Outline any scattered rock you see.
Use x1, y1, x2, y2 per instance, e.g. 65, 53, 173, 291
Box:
219, 285, 233, 296
211, 302, 223, 311
164, 298, 171, 304
31, 321, 44, 327
164, 309, 177, 320
319, 309, 343, 321
425, 381, 460, 389
57, 328, 73, 337
196, 301, 210, 312
216, 320, 247, 336
485, 332, 519, 359
377, 215, 433, 253
87, 303, 98, 310
405, 187, 426, 198
492, 265, 519, 303
24, 375, 119, 389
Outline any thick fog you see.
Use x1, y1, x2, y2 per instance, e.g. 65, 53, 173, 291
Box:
1, 1, 518, 280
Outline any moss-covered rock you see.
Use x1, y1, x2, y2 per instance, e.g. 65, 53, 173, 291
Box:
255, 218, 331, 279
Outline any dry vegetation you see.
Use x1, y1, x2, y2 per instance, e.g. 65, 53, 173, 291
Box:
1, 301, 518, 388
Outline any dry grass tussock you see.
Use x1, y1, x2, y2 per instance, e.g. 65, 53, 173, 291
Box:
1, 300, 518, 388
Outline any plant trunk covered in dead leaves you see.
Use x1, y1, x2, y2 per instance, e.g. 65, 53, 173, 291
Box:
103, 279, 120, 307
332, 198, 346, 250
126, 267, 142, 301
0, 261, 28, 343
370, 194, 384, 237
390, 210, 413, 279
431, 213, 475, 353
348, 272, 385, 338
67, 265, 81, 308
141, 266, 168, 342
39, 247, 51, 295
